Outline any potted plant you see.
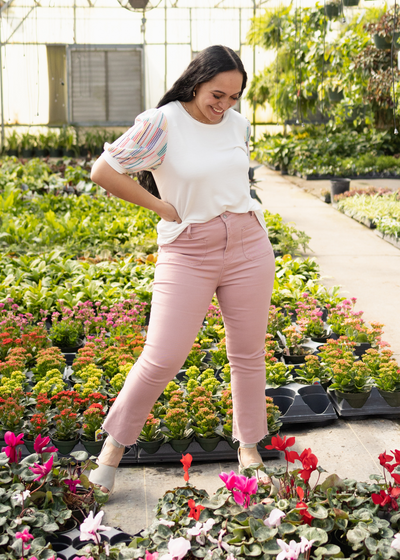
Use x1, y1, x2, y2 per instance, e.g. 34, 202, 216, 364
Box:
329, 359, 374, 408
58, 126, 74, 156
182, 343, 207, 369
24, 412, 50, 453
137, 413, 165, 454
32, 368, 67, 396
36, 132, 49, 157
81, 403, 106, 455
265, 361, 294, 387
190, 391, 221, 452
295, 354, 331, 388
51, 407, 81, 454
31, 346, 66, 381
0, 396, 25, 437
46, 129, 62, 157
281, 324, 312, 364
326, 77, 345, 102
218, 389, 238, 450
324, 0, 342, 20
20, 132, 37, 158
49, 313, 84, 352
366, 9, 400, 50
364, 348, 400, 407
163, 406, 194, 453
6, 130, 20, 156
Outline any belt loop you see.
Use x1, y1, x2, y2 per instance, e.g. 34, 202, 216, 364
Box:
250, 211, 254, 217
187, 223, 192, 239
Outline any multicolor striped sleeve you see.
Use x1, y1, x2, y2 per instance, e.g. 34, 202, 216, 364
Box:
102, 108, 168, 174
245, 120, 251, 158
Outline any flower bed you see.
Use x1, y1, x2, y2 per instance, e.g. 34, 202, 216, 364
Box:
4, 436, 400, 560
334, 192, 400, 241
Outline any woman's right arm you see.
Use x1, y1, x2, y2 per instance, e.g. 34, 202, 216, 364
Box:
91, 157, 181, 223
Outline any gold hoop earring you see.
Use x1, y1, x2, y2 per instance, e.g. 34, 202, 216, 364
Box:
193, 90, 196, 97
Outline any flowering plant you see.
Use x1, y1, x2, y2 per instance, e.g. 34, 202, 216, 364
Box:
0, 431, 106, 556
139, 414, 163, 442
82, 404, 106, 440
49, 310, 84, 348
25, 412, 50, 440
265, 361, 294, 387
182, 343, 207, 369
32, 346, 66, 380
282, 324, 309, 356
0, 395, 25, 432
163, 407, 193, 441
52, 408, 80, 441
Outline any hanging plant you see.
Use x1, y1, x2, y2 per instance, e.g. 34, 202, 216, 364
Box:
325, 0, 342, 20
366, 8, 400, 50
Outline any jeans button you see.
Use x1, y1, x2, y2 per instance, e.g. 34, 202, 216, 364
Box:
222, 213, 227, 218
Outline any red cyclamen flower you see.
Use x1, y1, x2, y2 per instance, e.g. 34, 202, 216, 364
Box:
298, 448, 318, 483
265, 434, 296, 452
180, 453, 192, 483
188, 498, 204, 521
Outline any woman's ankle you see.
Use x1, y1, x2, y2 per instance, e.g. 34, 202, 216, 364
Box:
99, 437, 125, 468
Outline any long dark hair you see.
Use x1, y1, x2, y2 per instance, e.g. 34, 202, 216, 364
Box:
137, 45, 247, 199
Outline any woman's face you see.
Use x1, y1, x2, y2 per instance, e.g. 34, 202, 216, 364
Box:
191, 69, 243, 124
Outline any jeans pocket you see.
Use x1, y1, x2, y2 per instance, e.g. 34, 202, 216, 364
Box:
160, 235, 207, 267
241, 221, 273, 261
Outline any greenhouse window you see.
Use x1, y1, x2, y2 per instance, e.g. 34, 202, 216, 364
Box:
67, 46, 143, 126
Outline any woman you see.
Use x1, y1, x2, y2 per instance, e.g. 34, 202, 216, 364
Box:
89, 45, 275, 494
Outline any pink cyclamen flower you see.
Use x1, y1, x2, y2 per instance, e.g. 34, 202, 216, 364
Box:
65, 479, 81, 493
160, 537, 191, 560
219, 470, 237, 491
80, 511, 111, 544
264, 509, 286, 528
392, 533, 400, 551
34, 434, 57, 455
16, 528, 34, 542
3, 432, 24, 463
143, 553, 159, 560
29, 454, 54, 482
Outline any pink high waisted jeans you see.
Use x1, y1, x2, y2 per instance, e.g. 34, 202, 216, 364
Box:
103, 211, 275, 445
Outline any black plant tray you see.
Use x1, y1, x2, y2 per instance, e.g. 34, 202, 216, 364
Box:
328, 387, 400, 418
46, 526, 133, 560
19, 439, 279, 464
265, 383, 337, 424
120, 439, 279, 464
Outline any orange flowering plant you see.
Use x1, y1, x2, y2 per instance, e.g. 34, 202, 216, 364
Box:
82, 403, 106, 440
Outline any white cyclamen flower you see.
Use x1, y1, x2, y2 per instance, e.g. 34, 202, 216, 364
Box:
11, 490, 31, 505
264, 509, 286, 528
392, 533, 400, 551
159, 518, 175, 527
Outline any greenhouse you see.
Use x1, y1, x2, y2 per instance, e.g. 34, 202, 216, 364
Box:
1, 1, 400, 560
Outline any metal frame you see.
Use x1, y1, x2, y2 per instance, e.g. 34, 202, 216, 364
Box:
0, 0, 266, 148
66, 44, 144, 126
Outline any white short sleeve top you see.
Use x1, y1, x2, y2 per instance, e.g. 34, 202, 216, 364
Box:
100, 100, 266, 245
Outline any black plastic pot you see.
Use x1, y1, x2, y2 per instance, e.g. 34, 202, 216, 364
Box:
353, 342, 372, 358
325, 3, 341, 18
328, 88, 344, 102
373, 33, 400, 50
334, 389, 371, 409
330, 178, 350, 200
343, 0, 359, 6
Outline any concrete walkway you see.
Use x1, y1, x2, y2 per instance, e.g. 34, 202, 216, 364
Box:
102, 168, 400, 536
